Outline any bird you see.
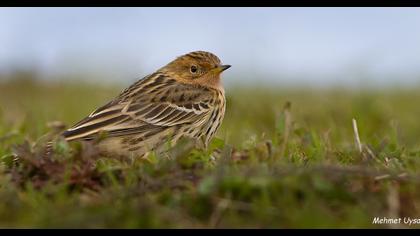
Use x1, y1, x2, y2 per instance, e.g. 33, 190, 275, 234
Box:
58, 51, 230, 158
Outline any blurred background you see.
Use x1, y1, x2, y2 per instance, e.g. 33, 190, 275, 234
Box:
2, 7, 420, 147
1, 7, 420, 88
3, 8, 420, 228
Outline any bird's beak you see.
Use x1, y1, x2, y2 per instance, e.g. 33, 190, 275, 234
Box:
213, 65, 231, 74
220, 65, 231, 71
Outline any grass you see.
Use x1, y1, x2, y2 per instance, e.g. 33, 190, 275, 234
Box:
1, 75, 420, 228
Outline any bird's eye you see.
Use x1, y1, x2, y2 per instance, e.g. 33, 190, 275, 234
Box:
190, 65, 198, 74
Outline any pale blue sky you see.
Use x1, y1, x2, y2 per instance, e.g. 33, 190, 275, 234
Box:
1, 7, 420, 87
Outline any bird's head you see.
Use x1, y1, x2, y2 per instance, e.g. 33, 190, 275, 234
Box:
159, 51, 231, 89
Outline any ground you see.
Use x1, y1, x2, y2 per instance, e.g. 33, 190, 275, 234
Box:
0, 75, 420, 228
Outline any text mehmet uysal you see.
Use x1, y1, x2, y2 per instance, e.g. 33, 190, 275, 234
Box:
373, 217, 420, 226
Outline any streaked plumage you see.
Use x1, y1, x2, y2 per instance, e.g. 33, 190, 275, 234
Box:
61, 51, 230, 158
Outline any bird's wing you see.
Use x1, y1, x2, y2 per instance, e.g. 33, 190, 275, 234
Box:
62, 73, 215, 141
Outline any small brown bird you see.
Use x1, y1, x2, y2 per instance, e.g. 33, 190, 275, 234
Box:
61, 51, 230, 158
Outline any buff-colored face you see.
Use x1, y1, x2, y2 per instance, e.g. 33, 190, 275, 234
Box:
159, 51, 231, 87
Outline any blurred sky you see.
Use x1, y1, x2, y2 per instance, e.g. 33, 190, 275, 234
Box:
1, 7, 420, 87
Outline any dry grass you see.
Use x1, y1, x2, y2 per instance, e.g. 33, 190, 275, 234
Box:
1, 75, 420, 228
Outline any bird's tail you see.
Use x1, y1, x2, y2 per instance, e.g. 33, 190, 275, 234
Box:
42, 121, 68, 158
44, 140, 54, 158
